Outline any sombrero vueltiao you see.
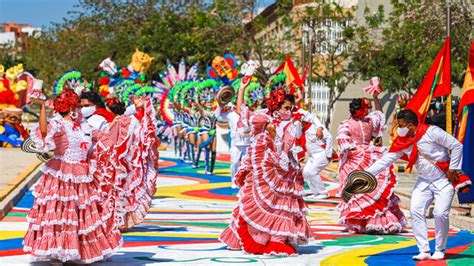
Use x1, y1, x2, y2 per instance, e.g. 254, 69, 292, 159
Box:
342, 170, 377, 202
21, 138, 40, 153
21, 137, 53, 162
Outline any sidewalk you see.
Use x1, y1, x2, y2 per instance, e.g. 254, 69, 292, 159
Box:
324, 161, 474, 231
0, 148, 42, 218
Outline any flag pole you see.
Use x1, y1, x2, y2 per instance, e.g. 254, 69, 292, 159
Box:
446, 0, 453, 135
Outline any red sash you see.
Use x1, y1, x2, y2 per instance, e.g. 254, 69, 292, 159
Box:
94, 108, 115, 123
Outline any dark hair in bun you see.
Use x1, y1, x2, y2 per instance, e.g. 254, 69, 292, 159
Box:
108, 102, 126, 115
349, 98, 363, 116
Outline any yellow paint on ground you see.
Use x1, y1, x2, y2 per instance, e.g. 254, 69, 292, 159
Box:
0, 230, 25, 240
321, 239, 417, 266
197, 169, 230, 175
155, 181, 235, 202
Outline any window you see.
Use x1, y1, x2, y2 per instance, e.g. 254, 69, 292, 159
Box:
308, 80, 331, 122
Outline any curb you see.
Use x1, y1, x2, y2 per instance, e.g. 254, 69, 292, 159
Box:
0, 159, 41, 201
0, 160, 42, 219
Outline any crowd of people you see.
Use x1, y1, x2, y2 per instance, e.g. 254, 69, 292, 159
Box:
14, 50, 469, 263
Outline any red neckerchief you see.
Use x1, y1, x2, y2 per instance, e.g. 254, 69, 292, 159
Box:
134, 107, 145, 120
94, 107, 115, 123
389, 124, 430, 172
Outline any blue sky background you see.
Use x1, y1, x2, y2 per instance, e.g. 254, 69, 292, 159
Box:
0, 0, 274, 28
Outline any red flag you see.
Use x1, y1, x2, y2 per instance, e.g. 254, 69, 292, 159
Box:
405, 37, 451, 123
273, 54, 304, 89
458, 41, 474, 119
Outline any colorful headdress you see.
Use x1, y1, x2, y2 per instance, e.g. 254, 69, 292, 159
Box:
197, 79, 221, 104
53, 70, 90, 96
160, 59, 200, 121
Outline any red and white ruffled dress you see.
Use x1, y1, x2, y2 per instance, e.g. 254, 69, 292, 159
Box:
91, 99, 160, 229
219, 117, 312, 256
24, 115, 122, 263
336, 111, 407, 234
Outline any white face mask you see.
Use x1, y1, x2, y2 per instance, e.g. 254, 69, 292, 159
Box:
397, 126, 409, 137
81, 106, 96, 118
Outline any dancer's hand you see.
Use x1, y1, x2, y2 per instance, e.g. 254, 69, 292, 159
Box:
31, 98, 45, 106
316, 127, 324, 139
447, 170, 459, 183
266, 123, 276, 139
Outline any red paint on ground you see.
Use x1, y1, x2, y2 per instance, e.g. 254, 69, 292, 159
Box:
182, 188, 237, 201
216, 153, 230, 162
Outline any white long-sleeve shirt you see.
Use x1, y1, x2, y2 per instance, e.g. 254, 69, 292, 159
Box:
366, 125, 463, 190
86, 114, 108, 131
294, 109, 333, 158
215, 106, 250, 148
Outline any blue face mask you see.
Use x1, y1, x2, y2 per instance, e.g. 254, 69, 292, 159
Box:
435, 102, 441, 110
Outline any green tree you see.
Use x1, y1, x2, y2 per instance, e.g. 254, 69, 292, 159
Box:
354, 0, 474, 95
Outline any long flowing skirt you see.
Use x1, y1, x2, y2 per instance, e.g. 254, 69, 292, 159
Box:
23, 163, 122, 263
219, 133, 312, 255
337, 145, 407, 234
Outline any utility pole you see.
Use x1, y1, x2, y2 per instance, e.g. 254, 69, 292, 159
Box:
446, 0, 453, 135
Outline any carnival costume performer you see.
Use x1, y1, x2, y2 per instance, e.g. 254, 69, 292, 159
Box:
23, 90, 122, 263
366, 109, 463, 261
336, 94, 407, 234
219, 79, 312, 256
196, 80, 220, 174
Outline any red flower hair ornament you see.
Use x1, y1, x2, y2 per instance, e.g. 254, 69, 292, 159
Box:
267, 88, 286, 113
54, 89, 79, 113
105, 97, 120, 106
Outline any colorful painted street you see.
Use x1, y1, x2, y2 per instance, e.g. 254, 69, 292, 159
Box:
0, 152, 473, 265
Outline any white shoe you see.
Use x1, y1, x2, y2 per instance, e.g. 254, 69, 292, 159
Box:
431, 251, 445, 260
314, 193, 329, 199
412, 252, 431, 261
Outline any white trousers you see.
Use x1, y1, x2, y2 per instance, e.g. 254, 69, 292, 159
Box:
410, 181, 454, 253
303, 152, 329, 195
230, 145, 247, 182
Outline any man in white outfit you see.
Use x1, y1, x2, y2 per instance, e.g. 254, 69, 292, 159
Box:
293, 109, 333, 199
366, 109, 463, 261
216, 103, 250, 186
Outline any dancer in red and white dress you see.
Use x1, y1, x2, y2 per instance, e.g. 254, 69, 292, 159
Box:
92, 96, 159, 229
336, 95, 407, 234
24, 90, 122, 263
219, 81, 311, 256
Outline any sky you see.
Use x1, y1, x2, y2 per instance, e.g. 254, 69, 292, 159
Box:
0, 0, 275, 29
0, 0, 81, 28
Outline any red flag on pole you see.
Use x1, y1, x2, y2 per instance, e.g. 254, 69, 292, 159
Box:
405, 37, 451, 123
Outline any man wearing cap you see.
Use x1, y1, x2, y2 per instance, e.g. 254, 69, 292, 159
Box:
365, 109, 463, 261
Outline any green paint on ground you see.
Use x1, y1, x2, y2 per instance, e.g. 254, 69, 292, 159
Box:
323, 235, 411, 247
447, 242, 474, 266
6, 212, 27, 217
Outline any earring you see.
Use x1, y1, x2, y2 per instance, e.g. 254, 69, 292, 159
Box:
70, 110, 78, 120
